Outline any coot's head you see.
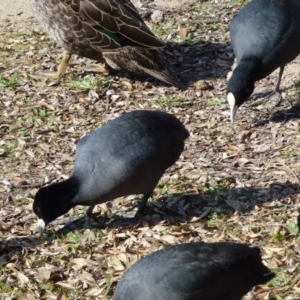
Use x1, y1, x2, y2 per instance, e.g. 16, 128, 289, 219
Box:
33, 182, 75, 235
227, 76, 255, 122
227, 57, 261, 122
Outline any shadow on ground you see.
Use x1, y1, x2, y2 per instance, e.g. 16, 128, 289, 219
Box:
102, 40, 231, 90
270, 102, 300, 123
36, 180, 299, 234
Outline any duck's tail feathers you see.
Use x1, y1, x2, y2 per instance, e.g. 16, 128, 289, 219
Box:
102, 47, 183, 89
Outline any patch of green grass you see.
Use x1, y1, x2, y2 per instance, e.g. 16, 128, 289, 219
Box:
66, 232, 83, 244
268, 273, 289, 288
0, 50, 9, 57
196, 2, 215, 14
274, 233, 284, 241
160, 185, 169, 195
241, 173, 251, 180
183, 34, 206, 42
151, 24, 174, 38
112, 256, 125, 269
40, 283, 60, 293
281, 151, 291, 159
104, 273, 115, 296
235, 0, 248, 6
228, 226, 242, 236
197, 182, 232, 206
198, 182, 231, 194
10, 31, 36, 38
201, 22, 226, 31
51, 253, 68, 265
226, 0, 248, 8
0, 73, 19, 90
207, 97, 227, 106
248, 225, 264, 235
205, 213, 228, 228
7, 31, 49, 51
157, 179, 169, 195
15, 108, 60, 130
153, 96, 191, 107
287, 219, 298, 234
32, 108, 47, 118
66, 288, 81, 298
68, 246, 78, 255
3, 140, 18, 156
0, 282, 11, 293
22, 108, 58, 129
295, 80, 300, 88
13, 198, 31, 207
30, 259, 46, 269
66, 76, 112, 91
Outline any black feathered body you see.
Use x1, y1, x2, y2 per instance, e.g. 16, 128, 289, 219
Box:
113, 242, 274, 300
72, 110, 189, 206
33, 110, 189, 225
227, 0, 300, 110
230, 0, 300, 80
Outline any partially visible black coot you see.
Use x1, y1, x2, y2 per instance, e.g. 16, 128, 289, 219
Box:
113, 242, 275, 300
33, 110, 189, 234
227, 0, 300, 122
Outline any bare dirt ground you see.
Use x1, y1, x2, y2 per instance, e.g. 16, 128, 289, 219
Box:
1, 0, 300, 299
0, 0, 33, 18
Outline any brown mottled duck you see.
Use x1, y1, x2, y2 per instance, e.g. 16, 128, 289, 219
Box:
31, 0, 181, 87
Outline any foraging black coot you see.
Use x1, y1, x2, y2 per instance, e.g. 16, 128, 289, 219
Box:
227, 0, 300, 122
113, 242, 275, 300
33, 110, 189, 234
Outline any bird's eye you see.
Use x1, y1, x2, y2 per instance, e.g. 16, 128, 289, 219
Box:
36, 207, 41, 213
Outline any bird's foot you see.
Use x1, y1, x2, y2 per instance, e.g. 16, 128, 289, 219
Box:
134, 204, 146, 218
30, 69, 66, 87
248, 90, 281, 107
83, 63, 109, 74
31, 52, 70, 81
83, 213, 93, 229
133, 194, 151, 218
30, 70, 62, 80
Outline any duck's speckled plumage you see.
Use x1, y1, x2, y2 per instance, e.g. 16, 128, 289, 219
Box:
31, 0, 181, 87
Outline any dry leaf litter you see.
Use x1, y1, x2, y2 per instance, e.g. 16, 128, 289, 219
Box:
1, 0, 300, 299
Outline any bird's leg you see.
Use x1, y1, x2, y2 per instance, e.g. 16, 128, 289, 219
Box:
84, 205, 96, 228
248, 65, 285, 107
82, 63, 109, 74
134, 194, 151, 217
56, 51, 72, 79
86, 205, 96, 218
274, 65, 285, 92
32, 51, 72, 80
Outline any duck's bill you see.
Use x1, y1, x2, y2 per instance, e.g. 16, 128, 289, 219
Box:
38, 219, 45, 235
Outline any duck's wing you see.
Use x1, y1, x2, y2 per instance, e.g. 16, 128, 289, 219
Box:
76, 0, 165, 48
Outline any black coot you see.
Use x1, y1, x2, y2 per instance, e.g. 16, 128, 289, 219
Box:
227, 0, 300, 122
113, 242, 275, 300
33, 110, 189, 234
